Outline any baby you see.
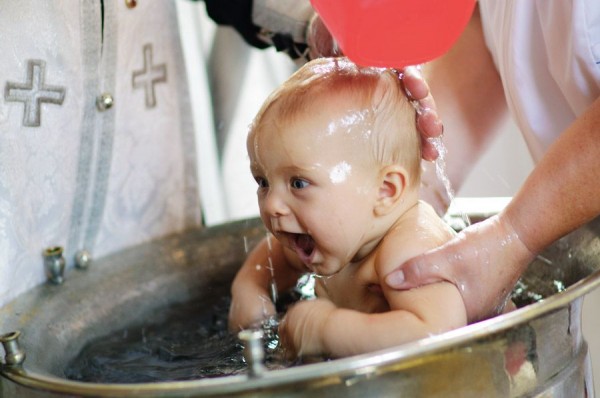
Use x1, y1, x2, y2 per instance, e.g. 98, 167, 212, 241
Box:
228, 57, 466, 358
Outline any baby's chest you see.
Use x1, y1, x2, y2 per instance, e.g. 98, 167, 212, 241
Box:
315, 260, 389, 313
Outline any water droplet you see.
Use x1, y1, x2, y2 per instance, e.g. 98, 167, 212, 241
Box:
329, 161, 352, 183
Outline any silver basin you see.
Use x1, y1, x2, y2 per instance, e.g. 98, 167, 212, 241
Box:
1, 200, 599, 397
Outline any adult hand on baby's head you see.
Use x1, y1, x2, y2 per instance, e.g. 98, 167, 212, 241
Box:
399, 66, 444, 161
384, 215, 535, 323
278, 298, 336, 359
306, 14, 442, 161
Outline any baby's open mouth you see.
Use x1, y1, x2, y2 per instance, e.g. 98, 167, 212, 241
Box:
293, 233, 316, 263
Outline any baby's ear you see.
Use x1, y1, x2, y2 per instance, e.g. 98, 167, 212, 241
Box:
374, 165, 408, 216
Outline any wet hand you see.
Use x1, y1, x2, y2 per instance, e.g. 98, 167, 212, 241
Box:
399, 66, 444, 161
228, 292, 276, 332
278, 298, 336, 359
384, 215, 535, 322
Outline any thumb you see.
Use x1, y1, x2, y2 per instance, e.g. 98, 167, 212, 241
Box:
384, 255, 428, 289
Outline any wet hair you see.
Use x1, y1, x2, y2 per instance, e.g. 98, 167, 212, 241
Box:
250, 57, 421, 186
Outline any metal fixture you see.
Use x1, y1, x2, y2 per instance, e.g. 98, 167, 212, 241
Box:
96, 93, 114, 111
74, 250, 92, 269
43, 246, 66, 284
0, 331, 25, 367
238, 329, 266, 378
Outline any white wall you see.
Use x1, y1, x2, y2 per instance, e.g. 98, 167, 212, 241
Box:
456, 119, 533, 197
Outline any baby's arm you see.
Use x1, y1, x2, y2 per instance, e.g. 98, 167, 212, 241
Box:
280, 207, 467, 357
280, 283, 465, 358
228, 236, 304, 332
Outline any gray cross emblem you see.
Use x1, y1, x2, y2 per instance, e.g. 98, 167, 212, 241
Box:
132, 43, 167, 108
4, 60, 66, 127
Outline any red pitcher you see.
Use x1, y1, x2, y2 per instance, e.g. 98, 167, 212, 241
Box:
310, 0, 476, 67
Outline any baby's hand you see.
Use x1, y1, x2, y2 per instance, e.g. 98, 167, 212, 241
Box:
228, 291, 276, 332
278, 298, 336, 359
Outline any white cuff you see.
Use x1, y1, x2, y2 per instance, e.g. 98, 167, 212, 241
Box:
252, 0, 314, 44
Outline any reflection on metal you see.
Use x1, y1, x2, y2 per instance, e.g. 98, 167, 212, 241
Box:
0, 199, 598, 397
238, 330, 266, 378
43, 246, 66, 285
74, 250, 92, 270
95, 93, 114, 111
0, 331, 26, 367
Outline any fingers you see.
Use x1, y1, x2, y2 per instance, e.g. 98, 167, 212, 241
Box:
417, 109, 444, 140
399, 66, 444, 161
401, 66, 430, 101
421, 137, 440, 161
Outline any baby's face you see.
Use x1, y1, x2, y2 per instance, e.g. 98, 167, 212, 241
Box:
248, 102, 383, 276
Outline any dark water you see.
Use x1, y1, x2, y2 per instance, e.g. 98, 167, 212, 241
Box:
64, 294, 300, 383
511, 276, 566, 308
64, 271, 563, 384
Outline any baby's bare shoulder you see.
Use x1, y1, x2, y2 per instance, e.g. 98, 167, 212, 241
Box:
375, 201, 454, 276
416, 200, 454, 227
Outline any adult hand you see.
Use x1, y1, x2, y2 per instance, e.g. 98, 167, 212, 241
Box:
400, 66, 444, 161
306, 15, 443, 161
306, 13, 341, 59
384, 214, 535, 322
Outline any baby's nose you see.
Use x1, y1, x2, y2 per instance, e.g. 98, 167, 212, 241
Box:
263, 190, 290, 217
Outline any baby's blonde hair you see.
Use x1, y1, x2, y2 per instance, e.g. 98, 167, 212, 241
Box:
250, 57, 421, 186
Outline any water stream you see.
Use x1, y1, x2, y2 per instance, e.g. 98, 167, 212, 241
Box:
429, 136, 471, 226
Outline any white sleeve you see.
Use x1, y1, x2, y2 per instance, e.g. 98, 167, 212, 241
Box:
252, 0, 314, 44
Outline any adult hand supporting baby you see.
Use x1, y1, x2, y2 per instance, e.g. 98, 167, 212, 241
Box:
387, 95, 600, 323
385, 213, 535, 322
305, 15, 443, 162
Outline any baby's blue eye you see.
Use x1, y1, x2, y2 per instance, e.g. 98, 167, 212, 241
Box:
291, 178, 309, 189
255, 177, 268, 188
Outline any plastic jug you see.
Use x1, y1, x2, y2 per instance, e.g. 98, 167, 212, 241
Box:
309, 0, 476, 68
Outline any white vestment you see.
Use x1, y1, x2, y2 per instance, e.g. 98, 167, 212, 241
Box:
479, 0, 600, 162
0, 2, 204, 305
